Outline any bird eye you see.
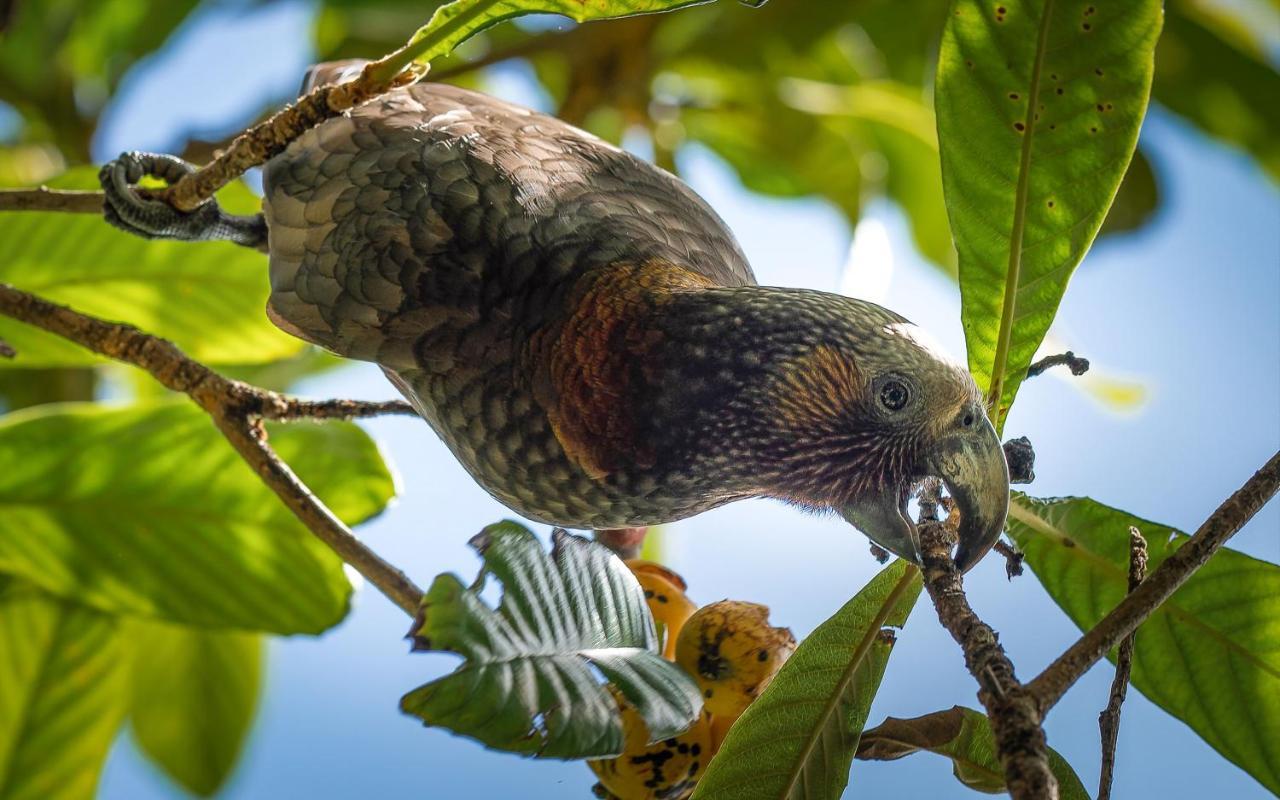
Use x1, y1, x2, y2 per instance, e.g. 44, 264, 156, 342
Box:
879, 379, 910, 411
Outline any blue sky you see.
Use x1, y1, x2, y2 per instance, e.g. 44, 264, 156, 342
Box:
89, 1, 1279, 798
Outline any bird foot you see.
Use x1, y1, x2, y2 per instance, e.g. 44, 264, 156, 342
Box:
99, 151, 267, 249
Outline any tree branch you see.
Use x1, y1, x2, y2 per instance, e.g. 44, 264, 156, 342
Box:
161, 62, 422, 213
261, 397, 416, 421
1097, 527, 1147, 800
1028, 449, 1280, 711
918, 520, 1057, 800
0, 187, 104, 213
0, 281, 425, 616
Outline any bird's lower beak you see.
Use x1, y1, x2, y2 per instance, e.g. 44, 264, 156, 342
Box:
840, 412, 1010, 572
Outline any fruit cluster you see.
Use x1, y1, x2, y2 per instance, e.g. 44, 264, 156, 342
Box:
589, 560, 797, 800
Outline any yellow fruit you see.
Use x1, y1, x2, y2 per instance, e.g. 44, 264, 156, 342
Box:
625, 559, 689, 592
626, 561, 697, 660
708, 713, 737, 754
674, 600, 796, 718
589, 694, 714, 800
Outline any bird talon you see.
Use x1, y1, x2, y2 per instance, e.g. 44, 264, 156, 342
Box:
98, 151, 266, 248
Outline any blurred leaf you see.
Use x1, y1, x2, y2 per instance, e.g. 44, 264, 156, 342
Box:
187, 347, 349, 395
129, 622, 262, 797
402, 0, 740, 67
779, 77, 956, 273
0, 582, 129, 800
1007, 494, 1280, 794
1154, 2, 1280, 181
855, 706, 1089, 798
1076, 372, 1147, 411
0, 400, 396, 633
0, 0, 199, 159
0, 145, 66, 186
936, 0, 1161, 426
691, 560, 921, 800
0, 168, 303, 368
1098, 147, 1158, 237
401, 523, 701, 759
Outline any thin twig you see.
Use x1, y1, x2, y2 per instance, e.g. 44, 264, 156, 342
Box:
918, 521, 1057, 800
0, 187, 104, 213
1029, 450, 1280, 711
1027, 351, 1090, 378
0, 281, 425, 616
1097, 527, 1148, 800
263, 397, 416, 421
993, 539, 1025, 579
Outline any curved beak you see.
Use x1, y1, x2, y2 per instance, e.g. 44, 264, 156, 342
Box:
927, 413, 1010, 571
840, 410, 1010, 573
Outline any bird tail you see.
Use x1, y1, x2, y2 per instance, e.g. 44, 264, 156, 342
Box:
298, 59, 369, 95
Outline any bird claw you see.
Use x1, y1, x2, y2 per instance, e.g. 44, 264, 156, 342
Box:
98, 151, 267, 248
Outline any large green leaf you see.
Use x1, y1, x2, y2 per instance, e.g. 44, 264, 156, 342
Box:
0, 400, 396, 634
0, 169, 302, 368
691, 560, 922, 800
1008, 495, 1280, 793
0, 581, 130, 800
936, 0, 1162, 423
129, 622, 263, 797
855, 706, 1089, 798
401, 522, 701, 759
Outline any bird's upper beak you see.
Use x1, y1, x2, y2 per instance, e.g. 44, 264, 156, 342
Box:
840, 410, 1009, 572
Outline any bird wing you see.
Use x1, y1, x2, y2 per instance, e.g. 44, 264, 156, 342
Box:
262, 81, 755, 367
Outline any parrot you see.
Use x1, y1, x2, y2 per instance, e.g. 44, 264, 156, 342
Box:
99, 62, 1009, 570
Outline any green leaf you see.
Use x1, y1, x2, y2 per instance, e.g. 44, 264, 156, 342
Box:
1154, 2, 1280, 181
401, 522, 701, 759
0, 168, 303, 368
691, 560, 922, 800
401, 0, 745, 67
936, 0, 1162, 424
0, 400, 396, 634
0, 582, 130, 800
1007, 494, 1280, 793
855, 706, 1089, 799
129, 622, 262, 797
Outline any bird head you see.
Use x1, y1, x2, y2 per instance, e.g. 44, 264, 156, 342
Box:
680, 289, 1010, 572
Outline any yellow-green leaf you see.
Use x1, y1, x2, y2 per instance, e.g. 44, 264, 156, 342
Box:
692, 561, 921, 800
937, 0, 1162, 425
0, 168, 301, 368
0, 582, 129, 800
1008, 494, 1280, 793
0, 401, 396, 634
129, 622, 262, 797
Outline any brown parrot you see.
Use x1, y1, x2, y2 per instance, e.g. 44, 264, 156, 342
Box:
99, 64, 1009, 570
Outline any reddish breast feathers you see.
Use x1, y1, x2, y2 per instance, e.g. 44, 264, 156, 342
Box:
533, 261, 715, 480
